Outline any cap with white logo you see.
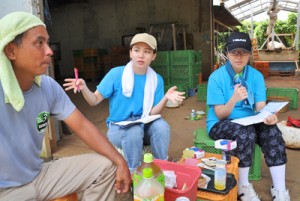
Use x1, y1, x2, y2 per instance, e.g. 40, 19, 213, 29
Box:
225, 32, 252, 52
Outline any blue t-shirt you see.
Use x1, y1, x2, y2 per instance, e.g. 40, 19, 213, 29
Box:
206, 65, 266, 133
97, 66, 164, 125
0, 76, 76, 188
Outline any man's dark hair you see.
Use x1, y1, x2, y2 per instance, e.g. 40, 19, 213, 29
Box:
11, 33, 25, 46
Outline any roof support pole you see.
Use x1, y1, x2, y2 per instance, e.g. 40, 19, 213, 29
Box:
295, 1, 300, 50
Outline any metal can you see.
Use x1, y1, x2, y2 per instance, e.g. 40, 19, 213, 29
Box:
222, 150, 231, 164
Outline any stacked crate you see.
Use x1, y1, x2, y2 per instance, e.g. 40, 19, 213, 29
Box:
83, 48, 107, 81
253, 61, 269, 78
170, 50, 202, 90
152, 50, 202, 96
73, 48, 107, 81
111, 46, 129, 68
101, 55, 112, 74
151, 50, 201, 96
72, 50, 84, 74
151, 51, 171, 86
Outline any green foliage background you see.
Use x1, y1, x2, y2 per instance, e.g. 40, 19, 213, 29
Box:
215, 13, 298, 51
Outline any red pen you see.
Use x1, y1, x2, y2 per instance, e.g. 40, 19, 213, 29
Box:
74, 68, 80, 92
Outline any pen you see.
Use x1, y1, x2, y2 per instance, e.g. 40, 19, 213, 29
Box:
74, 67, 80, 92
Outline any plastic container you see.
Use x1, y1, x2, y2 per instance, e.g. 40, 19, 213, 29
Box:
221, 150, 231, 164
214, 139, 237, 150
134, 168, 164, 201
214, 160, 227, 191
198, 173, 211, 189
133, 153, 165, 188
175, 197, 190, 201
154, 159, 201, 201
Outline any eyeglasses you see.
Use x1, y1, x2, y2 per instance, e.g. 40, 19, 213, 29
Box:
228, 50, 250, 56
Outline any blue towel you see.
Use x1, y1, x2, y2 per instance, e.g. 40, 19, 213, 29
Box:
225, 61, 254, 109
0, 12, 45, 112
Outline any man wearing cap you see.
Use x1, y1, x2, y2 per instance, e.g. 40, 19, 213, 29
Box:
0, 11, 131, 200
64, 33, 185, 173
206, 32, 290, 201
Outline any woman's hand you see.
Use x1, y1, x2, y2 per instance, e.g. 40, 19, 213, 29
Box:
165, 86, 186, 105
264, 113, 278, 125
63, 78, 86, 94
232, 84, 248, 102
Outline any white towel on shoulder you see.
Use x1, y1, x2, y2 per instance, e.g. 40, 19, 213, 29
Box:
122, 61, 157, 118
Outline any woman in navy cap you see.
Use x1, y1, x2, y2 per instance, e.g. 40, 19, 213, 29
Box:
206, 32, 290, 201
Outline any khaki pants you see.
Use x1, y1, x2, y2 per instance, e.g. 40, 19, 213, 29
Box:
0, 153, 117, 201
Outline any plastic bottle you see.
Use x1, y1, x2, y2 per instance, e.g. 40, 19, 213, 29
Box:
134, 168, 164, 201
133, 153, 165, 188
221, 149, 231, 164
191, 109, 196, 120
214, 159, 227, 190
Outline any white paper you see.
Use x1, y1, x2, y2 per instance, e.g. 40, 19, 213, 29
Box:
231, 101, 289, 126
260, 102, 289, 113
114, 114, 161, 126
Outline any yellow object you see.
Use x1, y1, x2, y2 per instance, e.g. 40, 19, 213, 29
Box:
214, 160, 227, 191
182, 149, 194, 159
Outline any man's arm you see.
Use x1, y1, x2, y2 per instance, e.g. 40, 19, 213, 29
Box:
64, 108, 131, 193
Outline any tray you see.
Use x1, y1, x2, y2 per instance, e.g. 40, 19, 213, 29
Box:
198, 169, 237, 195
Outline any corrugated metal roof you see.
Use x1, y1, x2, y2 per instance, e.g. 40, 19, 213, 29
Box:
223, 0, 299, 21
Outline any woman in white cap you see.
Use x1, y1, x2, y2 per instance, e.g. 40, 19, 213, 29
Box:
206, 32, 290, 201
64, 33, 185, 173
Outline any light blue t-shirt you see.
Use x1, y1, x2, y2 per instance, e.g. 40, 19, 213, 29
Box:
97, 66, 164, 125
206, 65, 266, 133
0, 76, 76, 188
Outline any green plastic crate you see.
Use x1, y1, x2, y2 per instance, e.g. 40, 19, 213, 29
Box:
170, 50, 202, 65
194, 128, 262, 181
266, 88, 298, 110
170, 63, 201, 79
197, 84, 207, 102
165, 84, 188, 98
152, 51, 170, 66
153, 64, 171, 86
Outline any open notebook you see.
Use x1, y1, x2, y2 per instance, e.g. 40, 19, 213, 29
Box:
114, 114, 161, 127
231, 101, 288, 126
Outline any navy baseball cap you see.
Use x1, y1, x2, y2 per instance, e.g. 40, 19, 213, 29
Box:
226, 32, 252, 52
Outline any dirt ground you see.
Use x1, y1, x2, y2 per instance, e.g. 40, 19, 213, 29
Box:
54, 75, 300, 201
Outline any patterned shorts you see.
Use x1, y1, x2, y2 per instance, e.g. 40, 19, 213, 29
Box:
209, 119, 287, 167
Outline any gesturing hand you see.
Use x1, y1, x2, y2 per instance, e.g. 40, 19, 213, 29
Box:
165, 86, 186, 105
63, 78, 86, 94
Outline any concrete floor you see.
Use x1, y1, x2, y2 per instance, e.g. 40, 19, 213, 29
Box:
53, 75, 300, 201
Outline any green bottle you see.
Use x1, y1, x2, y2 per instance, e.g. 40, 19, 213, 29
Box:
133, 153, 165, 188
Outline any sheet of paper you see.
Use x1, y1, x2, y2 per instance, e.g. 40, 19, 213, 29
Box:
260, 101, 289, 113
115, 114, 161, 126
231, 101, 289, 126
231, 111, 271, 126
